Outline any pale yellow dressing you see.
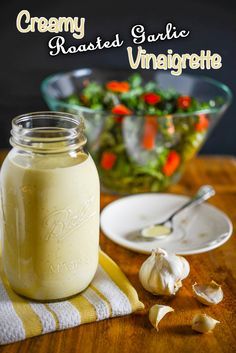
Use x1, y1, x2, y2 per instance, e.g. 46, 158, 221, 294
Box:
1, 152, 100, 300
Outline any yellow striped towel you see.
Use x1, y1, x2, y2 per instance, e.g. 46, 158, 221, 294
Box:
0, 250, 144, 345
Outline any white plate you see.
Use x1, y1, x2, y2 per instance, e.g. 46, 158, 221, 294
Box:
100, 193, 233, 255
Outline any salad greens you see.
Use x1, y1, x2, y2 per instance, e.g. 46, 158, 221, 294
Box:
64, 73, 212, 194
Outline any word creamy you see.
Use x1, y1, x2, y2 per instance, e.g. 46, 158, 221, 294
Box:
48, 34, 123, 56
127, 46, 222, 76
131, 23, 190, 44
16, 10, 85, 39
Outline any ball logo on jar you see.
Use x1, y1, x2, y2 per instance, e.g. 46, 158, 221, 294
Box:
44, 195, 96, 241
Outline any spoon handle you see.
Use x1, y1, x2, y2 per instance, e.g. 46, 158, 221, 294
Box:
167, 185, 215, 221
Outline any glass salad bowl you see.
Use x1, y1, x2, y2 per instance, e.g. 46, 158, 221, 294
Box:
41, 69, 232, 194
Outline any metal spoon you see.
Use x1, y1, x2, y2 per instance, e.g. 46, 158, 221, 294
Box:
125, 185, 215, 242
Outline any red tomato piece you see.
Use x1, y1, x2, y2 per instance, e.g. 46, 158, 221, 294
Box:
100, 152, 117, 170
143, 92, 161, 105
106, 81, 130, 93
142, 116, 158, 150
111, 104, 132, 115
177, 96, 192, 109
195, 114, 209, 132
162, 151, 181, 177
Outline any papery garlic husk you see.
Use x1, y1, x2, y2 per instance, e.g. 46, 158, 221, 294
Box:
149, 304, 174, 331
192, 280, 223, 305
139, 248, 190, 295
192, 313, 220, 333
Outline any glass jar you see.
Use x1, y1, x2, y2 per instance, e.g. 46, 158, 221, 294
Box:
0, 112, 100, 301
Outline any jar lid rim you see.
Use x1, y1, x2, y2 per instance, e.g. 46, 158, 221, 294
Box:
12, 111, 83, 131
10, 111, 86, 153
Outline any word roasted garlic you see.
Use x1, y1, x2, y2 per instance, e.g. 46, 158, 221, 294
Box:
139, 248, 190, 295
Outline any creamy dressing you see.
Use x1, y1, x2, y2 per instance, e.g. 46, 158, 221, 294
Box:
0, 151, 100, 300
141, 224, 171, 238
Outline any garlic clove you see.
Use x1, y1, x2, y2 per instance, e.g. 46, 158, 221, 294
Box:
192, 280, 223, 305
179, 256, 190, 279
149, 304, 174, 331
192, 313, 220, 333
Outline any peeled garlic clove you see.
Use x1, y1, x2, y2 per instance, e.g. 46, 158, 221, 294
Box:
192, 280, 223, 305
192, 313, 220, 333
149, 304, 174, 331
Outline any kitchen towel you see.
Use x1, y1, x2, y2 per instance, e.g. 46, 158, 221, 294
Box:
0, 251, 144, 345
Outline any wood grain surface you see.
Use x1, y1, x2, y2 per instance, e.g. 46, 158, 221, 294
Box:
0, 152, 236, 353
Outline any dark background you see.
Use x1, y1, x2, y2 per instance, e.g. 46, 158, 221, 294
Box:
0, 0, 235, 153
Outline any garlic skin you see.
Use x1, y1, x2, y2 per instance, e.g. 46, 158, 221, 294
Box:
192, 313, 220, 333
192, 280, 223, 306
139, 248, 190, 295
149, 304, 174, 331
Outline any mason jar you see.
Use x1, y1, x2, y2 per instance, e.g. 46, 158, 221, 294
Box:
0, 112, 100, 301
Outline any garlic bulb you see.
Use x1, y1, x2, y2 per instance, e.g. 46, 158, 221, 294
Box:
139, 248, 190, 295
149, 304, 174, 331
192, 313, 220, 333
192, 280, 223, 305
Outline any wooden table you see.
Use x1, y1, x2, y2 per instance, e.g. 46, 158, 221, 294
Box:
0, 153, 236, 353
